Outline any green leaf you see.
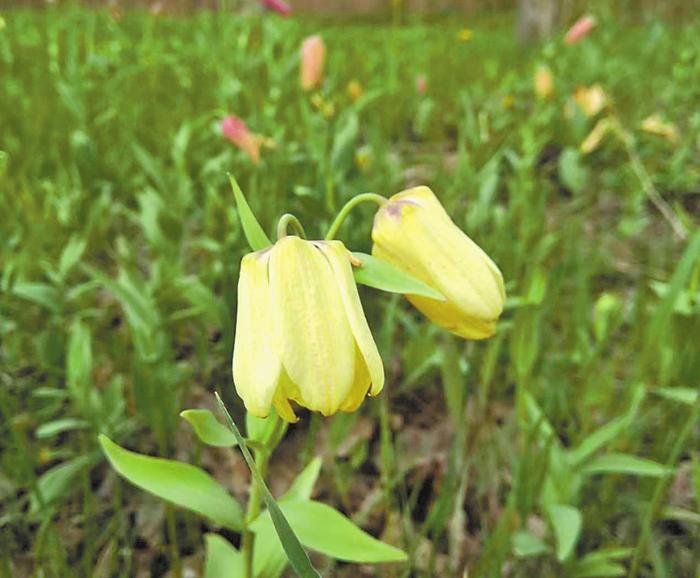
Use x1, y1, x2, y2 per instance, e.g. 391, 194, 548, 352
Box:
569, 417, 629, 466
282, 458, 322, 501
98, 435, 243, 530
229, 174, 272, 251
547, 504, 581, 562
36, 418, 90, 439
252, 457, 324, 578
351, 252, 445, 301
570, 549, 632, 578
12, 282, 61, 313
214, 394, 320, 578
251, 500, 408, 563
512, 530, 549, 557
58, 235, 87, 279
558, 147, 587, 193
30, 455, 93, 513
180, 409, 237, 447
581, 453, 671, 478
653, 387, 697, 405
204, 534, 244, 578
67, 320, 92, 410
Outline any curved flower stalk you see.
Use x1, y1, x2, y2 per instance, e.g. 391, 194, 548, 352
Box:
371, 186, 505, 340
233, 237, 384, 422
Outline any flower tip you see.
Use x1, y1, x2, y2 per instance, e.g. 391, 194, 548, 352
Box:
259, 0, 291, 16
564, 14, 597, 44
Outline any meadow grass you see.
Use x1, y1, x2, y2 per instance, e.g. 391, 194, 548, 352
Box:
1, 6, 699, 577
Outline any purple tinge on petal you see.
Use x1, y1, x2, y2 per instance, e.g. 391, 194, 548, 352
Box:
385, 199, 420, 218
260, 0, 291, 16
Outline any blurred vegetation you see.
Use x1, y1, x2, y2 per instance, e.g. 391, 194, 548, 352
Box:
0, 4, 699, 577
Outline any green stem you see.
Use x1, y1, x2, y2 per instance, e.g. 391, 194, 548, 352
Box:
242, 413, 285, 578
242, 449, 269, 578
276, 213, 307, 240
628, 393, 700, 578
324, 193, 388, 240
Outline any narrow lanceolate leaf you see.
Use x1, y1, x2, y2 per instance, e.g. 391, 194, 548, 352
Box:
351, 252, 445, 301
251, 500, 408, 563
547, 504, 582, 562
180, 409, 237, 447
229, 174, 272, 251
214, 394, 320, 578
99, 435, 243, 530
580, 453, 671, 478
254, 458, 324, 578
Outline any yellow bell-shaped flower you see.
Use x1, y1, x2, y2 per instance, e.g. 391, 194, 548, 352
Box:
371, 186, 505, 340
232, 236, 384, 422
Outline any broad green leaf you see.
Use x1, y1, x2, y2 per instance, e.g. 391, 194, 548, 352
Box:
653, 387, 697, 405
251, 500, 408, 563
215, 394, 320, 578
229, 174, 272, 251
547, 504, 581, 561
204, 534, 244, 578
512, 530, 549, 557
30, 455, 92, 513
36, 418, 90, 439
99, 435, 243, 530
12, 282, 61, 313
581, 453, 671, 478
351, 252, 445, 301
180, 409, 237, 447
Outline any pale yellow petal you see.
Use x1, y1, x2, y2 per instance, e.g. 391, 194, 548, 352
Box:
269, 237, 355, 416
339, 347, 371, 413
317, 240, 385, 396
232, 251, 281, 417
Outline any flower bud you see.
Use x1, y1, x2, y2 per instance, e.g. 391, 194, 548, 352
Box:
300, 35, 326, 91
371, 186, 505, 340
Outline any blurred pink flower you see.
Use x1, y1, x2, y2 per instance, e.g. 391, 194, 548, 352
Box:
300, 35, 326, 91
415, 74, 427, 95
221, 115, 260, 164
565, 15, 597, 45
260, 0, 291, 16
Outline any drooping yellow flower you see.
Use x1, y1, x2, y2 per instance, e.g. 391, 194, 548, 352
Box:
573, 84, 607, 117
232, 237, 384, 422
640, 114, 679, 143
371, 186, 505, 340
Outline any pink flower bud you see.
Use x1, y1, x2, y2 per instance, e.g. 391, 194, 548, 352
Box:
565, 15, 597, 45
300, 35, 326, 91
415, 74, 427, 96
221, 115, 260, 164
259, 0, 291, 16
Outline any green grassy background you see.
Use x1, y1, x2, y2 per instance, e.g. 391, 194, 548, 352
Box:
1, 5, 699, 577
